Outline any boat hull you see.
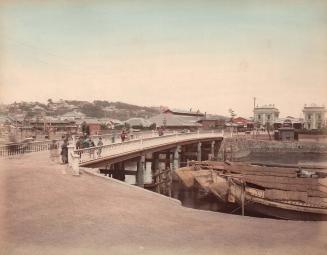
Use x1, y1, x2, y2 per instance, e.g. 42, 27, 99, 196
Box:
244, 200, 327, 221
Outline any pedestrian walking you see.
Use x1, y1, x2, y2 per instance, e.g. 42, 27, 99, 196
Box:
97, 137, 103, 157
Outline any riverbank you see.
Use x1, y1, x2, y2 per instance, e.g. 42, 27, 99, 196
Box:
1, 151, 327, 254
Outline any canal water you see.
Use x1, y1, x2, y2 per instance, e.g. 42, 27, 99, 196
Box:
123, 152, 327, 219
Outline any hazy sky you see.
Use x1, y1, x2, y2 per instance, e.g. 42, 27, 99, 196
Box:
1, 0, 326, 118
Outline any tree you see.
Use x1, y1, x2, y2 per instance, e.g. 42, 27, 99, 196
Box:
80, 103, 105, 118
81, 121, 90, 135
149, 123, 156, 130
228, 109, 237, 134
228, 109, 236, 121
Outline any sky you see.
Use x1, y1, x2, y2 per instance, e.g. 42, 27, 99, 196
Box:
0, 0, 326, 118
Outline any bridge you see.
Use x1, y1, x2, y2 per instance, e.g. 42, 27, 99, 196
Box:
0, 130, 225, 188
68, 131, 224, 187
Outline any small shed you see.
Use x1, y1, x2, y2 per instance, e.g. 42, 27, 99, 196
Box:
277, 127, 296, 141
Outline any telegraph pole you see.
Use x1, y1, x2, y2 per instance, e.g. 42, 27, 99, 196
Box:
253, 97, 256, 138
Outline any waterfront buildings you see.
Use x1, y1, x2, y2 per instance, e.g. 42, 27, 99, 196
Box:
148, 109, 202, 130
302, 104, 326, 130
197, 114, 229, 129
273, 117, 303, 130
231, 117, 254, 131
253, 104, 280, 128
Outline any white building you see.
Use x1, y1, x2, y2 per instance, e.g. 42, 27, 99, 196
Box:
60, 110, 86, 121
253, 104, 279, 127
302, 104, 326, 130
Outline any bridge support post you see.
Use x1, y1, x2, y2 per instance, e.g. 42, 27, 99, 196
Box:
152, 152, 159, 172
164, 151, 171, 170
210, 141, 215, 160
214, 140, 221, 160
67, 144, 74, 167
197, 142, 202, 162
72, 135, 76, 149
72, 153, 80, 176
173, 146, 181, 171
137, 155, 145, 187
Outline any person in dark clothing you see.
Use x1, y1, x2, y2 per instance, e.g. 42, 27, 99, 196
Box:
60, 140, 68, 164
121, 130, 126, 142
76, 137, 83, 149
111, 131, 116, 143
88, 138, 95, 158
75, 137, 83, 158
82, 137, 90, 148
89, 138, 95, 147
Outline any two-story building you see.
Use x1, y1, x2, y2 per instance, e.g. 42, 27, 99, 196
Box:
302, 104, 326, 130
253, 104, 279, 128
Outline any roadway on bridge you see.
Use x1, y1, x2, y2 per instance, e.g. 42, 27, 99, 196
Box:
1, 152, 327, 255
77, 132, 223, 166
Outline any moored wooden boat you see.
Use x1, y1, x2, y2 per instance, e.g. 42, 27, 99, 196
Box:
175, 161, 327, 220
228, 178, 327, 221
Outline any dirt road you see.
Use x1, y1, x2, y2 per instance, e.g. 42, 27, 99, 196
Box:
1, 152, 326, 255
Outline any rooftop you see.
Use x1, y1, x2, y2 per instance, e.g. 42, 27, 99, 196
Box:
163, 109, 205, 117
149, 113, 202, 127
254, 104, 279, 110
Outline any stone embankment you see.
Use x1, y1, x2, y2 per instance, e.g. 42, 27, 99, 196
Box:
220, 137, 327, 160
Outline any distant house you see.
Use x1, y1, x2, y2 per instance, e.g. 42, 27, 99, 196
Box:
232, 117, 254, 131
148, 113, 202, 130
48, 99, 78, 111
253, 104, 280, 128
197, 115, 229, 129
125, 118, 153, 128
273, 117, 303, 130
302, 104, 326, 130
29, 117, 78, 133
76, 118, 102, 135
31, 105, 45, 113
60, 110, 86, 121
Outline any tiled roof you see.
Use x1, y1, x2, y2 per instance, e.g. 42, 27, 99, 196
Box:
148, 113, 202, 127
125, 118, 153, 127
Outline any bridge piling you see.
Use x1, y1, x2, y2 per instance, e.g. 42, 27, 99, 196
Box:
210, 141, 215, 160
197, 142, 202, 162
173, 146, 181, 171
136, 155, 145, 187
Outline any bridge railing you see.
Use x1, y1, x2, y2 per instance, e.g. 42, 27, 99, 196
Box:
0, 140, 56, 157
73, 131, 223, 164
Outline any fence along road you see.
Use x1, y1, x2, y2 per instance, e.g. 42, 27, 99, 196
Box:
0, 130, 224, 160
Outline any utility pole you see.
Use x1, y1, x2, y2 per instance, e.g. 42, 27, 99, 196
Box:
253, 97, 256, 138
